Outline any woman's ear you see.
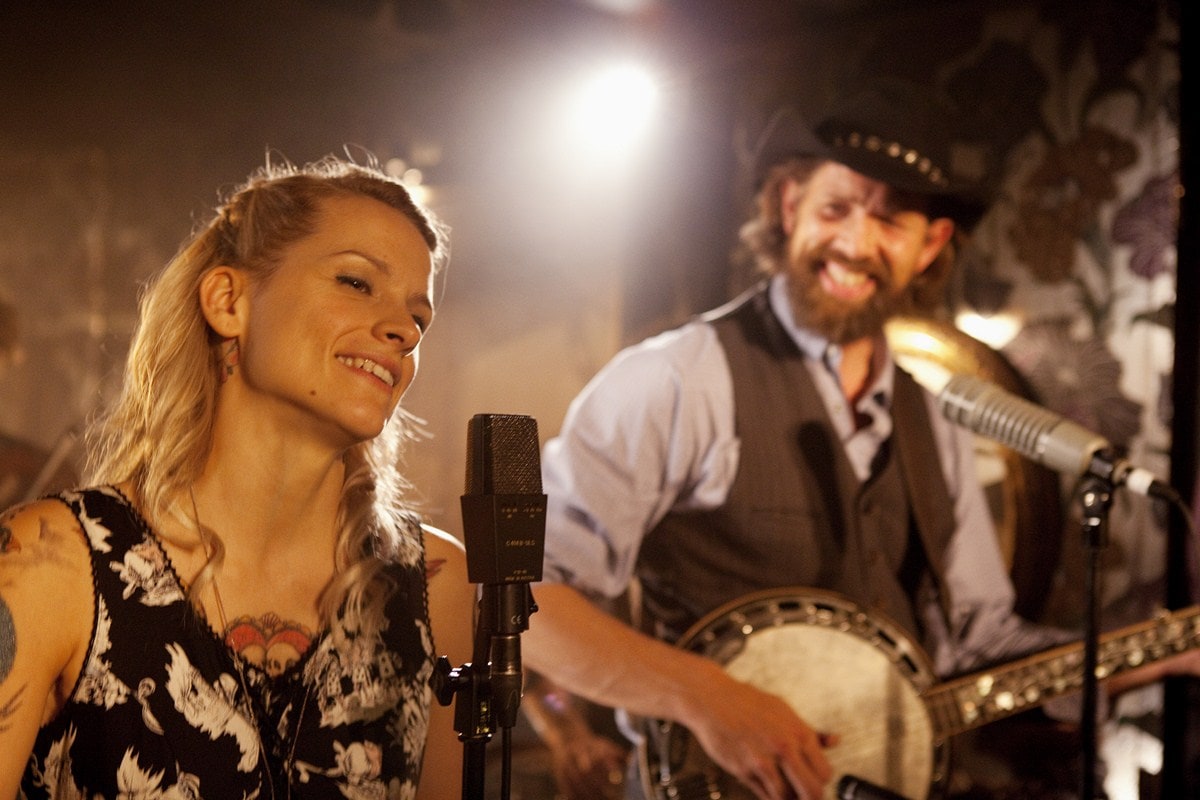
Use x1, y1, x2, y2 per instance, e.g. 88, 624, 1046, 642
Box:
198, 266, 248, 338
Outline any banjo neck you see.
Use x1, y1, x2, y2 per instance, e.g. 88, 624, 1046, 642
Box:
927, 604, 1200, 739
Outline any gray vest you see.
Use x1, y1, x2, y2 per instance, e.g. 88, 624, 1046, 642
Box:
637, 286, 955, 647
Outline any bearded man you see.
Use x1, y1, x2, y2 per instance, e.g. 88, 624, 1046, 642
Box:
522, 82, 1195, 800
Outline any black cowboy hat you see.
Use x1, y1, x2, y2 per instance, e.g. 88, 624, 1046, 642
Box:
755, 78, 992, 230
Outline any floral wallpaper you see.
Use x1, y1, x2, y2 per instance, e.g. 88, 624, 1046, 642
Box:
944, 2, 1181, 630
889, 4, 1182, 795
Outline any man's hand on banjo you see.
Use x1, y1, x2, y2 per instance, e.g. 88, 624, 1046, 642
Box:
683, 668, 838, 800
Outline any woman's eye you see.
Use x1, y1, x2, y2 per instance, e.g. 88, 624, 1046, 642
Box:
337, 274, 372, 293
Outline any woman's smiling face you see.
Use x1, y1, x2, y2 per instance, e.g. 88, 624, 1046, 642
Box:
233, 192, 435, 446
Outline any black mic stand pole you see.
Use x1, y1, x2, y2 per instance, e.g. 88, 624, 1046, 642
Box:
481, 582, 536, 800
1077, 474, 1113, 800
432, 638, 492, 800
433, 582, 537, 800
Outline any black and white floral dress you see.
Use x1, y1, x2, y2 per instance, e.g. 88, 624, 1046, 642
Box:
22, 486, 436, 800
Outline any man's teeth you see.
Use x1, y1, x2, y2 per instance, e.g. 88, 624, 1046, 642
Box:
338, 356, 395, 387
825, 261, 868, 287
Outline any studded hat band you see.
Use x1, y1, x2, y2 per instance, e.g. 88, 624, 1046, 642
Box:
830, 131, 949, 188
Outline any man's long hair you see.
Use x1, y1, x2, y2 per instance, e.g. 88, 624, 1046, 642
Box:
85, 155, 450, 639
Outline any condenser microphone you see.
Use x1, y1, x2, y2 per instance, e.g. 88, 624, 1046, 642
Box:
836, 774, 911, 800
461, 413, 547, 586
937, 374, 1177, 501
461, 413, 546, 731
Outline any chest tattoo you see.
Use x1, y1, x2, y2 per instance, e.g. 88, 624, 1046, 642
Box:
222, 612, 315, 677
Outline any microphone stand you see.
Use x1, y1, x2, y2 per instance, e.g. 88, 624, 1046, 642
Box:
433, 582, 537, 800
431, 651, 490, 800
1077, 474, 1113, 800
445, 413, 546, 799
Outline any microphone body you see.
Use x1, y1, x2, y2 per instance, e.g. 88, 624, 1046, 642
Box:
937, 374, 1176, 501
836, 774, 912, 800
460, 413, 547, 730
461, 413, 546, 587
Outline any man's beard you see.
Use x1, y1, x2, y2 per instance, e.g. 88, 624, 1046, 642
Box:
786, 246, 913, 344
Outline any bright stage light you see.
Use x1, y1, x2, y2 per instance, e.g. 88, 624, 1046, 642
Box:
563, 62, 660, 158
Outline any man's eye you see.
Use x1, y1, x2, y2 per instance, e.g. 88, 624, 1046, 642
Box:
337, 275, 372, 293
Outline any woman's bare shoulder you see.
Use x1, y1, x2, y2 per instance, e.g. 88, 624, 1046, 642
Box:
0, 496, 93, 782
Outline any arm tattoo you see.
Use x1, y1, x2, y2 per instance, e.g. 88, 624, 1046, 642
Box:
0, 596, 15, 684
0, 516, 71, 570
0, 682, 27, 733
1, 512, 73, 686
426, 557, 447, 580
0, 519, 18, 554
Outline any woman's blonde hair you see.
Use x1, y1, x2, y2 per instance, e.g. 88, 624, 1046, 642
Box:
85, 154, 450, 637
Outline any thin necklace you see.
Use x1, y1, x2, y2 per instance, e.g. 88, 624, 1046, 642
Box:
188, 487, 308, 800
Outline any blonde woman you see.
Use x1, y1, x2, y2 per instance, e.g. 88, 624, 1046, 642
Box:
0, 156, 473, 800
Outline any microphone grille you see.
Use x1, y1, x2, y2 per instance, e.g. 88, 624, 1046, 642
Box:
939, 373, 1059, 457
464, 414, 542, 495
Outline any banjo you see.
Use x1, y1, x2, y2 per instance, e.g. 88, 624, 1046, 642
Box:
637, 587, 1200, 800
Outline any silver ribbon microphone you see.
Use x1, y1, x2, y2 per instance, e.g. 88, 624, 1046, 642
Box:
937, 373, 1176, 501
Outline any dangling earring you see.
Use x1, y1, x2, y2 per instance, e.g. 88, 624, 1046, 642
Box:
218, 337, 240, 384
